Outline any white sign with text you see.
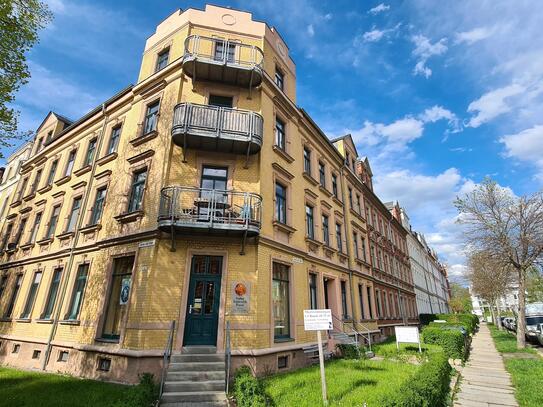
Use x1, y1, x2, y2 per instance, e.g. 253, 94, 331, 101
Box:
304, 309, 333, 331
395, 326, 422, 352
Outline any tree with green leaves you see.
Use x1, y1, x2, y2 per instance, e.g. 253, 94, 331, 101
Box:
526, 266, 543, 303
449, 283, 472, 314
0, 0, 52, 158
455, 178, 543, 349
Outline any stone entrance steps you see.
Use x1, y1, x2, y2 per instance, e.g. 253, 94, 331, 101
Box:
160, 346, 227, 406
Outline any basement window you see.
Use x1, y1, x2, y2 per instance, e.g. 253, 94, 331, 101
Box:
278, 355, 289, 369
58, 351, 69, 362
98, 357, 111, 372
32, 350, 41, 359
12, 344, 20, 354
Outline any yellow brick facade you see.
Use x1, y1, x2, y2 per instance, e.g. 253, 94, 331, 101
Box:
0, 5, 416, 382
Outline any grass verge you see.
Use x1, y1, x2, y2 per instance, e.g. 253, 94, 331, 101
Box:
487, 324, 537, 354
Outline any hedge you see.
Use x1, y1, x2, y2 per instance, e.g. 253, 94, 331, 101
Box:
422, 326, 465, 360
437, 314, 478, 335
336, 343, 362, 359
419, 313, 438, 326
380, 351, 451, 407
233, 366, 267, 407
429, 321, 467, 333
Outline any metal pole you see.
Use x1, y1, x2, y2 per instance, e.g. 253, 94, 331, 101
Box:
317, 330, 328, 407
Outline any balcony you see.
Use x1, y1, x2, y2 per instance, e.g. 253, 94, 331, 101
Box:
158, 186, 262, 237
182, 35, 264, 88
171, 103, 263, 155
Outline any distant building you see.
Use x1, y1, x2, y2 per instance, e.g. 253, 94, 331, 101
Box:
397, 206, 451, 315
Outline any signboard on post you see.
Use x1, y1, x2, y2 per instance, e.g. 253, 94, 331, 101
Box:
394, 326, 421, 353
304, 309, 332, 406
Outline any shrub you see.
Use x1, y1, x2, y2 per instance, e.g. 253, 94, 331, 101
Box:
429, 321, 467, 333
233, 366, 267, 407
436, 314, 478, 335
422, 326, 465, 360
336, 343, 362, 359
381, 351, 451, 407
419, 313, 437, 326
113, 373, 159, 407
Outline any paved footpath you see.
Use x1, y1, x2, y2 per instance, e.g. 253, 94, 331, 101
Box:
454, 323, 518, 407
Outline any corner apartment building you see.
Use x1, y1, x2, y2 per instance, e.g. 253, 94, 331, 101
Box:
400, 208, 451, 314
0, 5, 417, 385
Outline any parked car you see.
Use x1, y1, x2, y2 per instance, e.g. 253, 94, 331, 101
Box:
525, 315, 543, 342
537, 324, 543, 346
503, 317, 516, 331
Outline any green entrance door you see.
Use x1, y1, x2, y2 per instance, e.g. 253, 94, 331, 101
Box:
183, 255, 223, 346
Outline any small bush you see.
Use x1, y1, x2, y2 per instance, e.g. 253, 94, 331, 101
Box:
419, 314, 437, 326
233, 366, 267, 407
113, 373, 158, 407
422, 326, 465, 360
436, 314, 478, 335
336, 343, 362, 359
381, 351, 451, 407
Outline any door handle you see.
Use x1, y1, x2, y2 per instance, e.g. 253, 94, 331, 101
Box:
189, 305, 193, 314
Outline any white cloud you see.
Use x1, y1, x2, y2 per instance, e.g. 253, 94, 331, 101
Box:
411, 35, 448, 78
362, 29, 386, 43
350, 117, 424, 152
368, 3, 390, 15
419, 105, 461, 133
466, 84, 525, 128
500, 125, 543, 178
307, 24, 315, 37
455, 26, 494, 44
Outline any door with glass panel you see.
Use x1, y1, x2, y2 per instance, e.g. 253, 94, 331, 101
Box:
199, 166, 228, 220
183, 256, 222, 346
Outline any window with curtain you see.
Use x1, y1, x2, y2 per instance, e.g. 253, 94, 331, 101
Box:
66, 264, 89, 320
273, 262, 290, 340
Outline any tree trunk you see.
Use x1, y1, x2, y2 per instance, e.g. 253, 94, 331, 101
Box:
516, 268, 526, 349
490, 305, 496, 326
496, 300, 502, 330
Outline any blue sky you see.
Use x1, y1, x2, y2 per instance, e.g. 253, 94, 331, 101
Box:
3, 0, 543, 282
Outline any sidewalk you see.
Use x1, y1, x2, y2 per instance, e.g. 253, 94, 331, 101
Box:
454, 323, 518, 407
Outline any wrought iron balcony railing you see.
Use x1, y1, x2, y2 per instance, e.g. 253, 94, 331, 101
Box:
182, 35, 264, 88
158, 186, 262, 236
171, 103, 263, 155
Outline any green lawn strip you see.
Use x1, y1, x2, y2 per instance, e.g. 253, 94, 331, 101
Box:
505, 359, 543, 407
0, 367, 150, 407
372, 337, 443, 359
487, 324, 537, 354
263, 358, 417, 406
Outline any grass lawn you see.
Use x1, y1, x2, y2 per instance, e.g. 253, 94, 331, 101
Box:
487, 324, 543, 407
263, 358, 417, 406
0, 366, 133, 407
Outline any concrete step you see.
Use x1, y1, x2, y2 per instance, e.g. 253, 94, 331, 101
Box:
182, 346, 217, 354
171, 353, 225, 363
167, 370, 225, 382
161, 391, 227, 404
164, 380, 224, 393
168, 362, 225, 372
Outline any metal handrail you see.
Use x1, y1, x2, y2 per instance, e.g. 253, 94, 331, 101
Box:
225, 320, 231, 394
159, 320, 176, 401
184, 35, 264, 69
172, 102, 264, 145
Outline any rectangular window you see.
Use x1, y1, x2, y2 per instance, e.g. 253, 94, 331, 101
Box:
361, 238, 367, 261
90, 187, 107, 225
332, 174, 338, 197
28, 212, 42, 244
322, 214, 329, 245
375, 289, 381, 317
305, 204, 314, 239
275, 117, 286, 150
66, 196, 82, 232
353, 232, 359, 259
318, 162, 326, 187
98, 357, 111, 372
348, 187, 353, 208
356, 194, 361, 213
336, 223, 343, 252
4, 274, 22, 318
341, 281, 348, 319
358, 285, 365, 320
107, 126, 122, 155
275, 182, 287, 224
66, 264, 89, 321
30, 169, 42, 194
155, 48, 169, 71
13, 217, 27, 247
42, 268, 62, 319
309, 273, 318, 310
0, 274, 8, 300
64, 150, 77, 177
1, 223, 13, 250
128, 168, 147, 212
143, 101, 159, 135
275, 68, 284, 90
272, 263, 290, 339
383, 291, 388, 318
277, 355, 288, 369
214, 40, 236, 62
36, 137, 44, 153
367, 286, 373, 319
46, 160, 58, 186
390, 293, 395, 317
21, 271, 42, 319
303, 147, 311, 174
32, 350, 41, 359
101, 256, 135, 340
84, 138, 97, 166
16, 178, 28, 200
58, 351, 69, 362
12, 344, 20, 353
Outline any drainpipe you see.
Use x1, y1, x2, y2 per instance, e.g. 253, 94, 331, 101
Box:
42, 103, 110, 370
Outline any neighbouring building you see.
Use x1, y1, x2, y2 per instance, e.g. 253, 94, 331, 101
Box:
400, 207, 451, 315
0, 5, 418, 398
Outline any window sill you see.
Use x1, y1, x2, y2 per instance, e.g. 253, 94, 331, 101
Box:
37, 184, 52, 195
22, 192, 36, 202
10, 199, 22, 208
305, 236, 322, 252
56, 231, 75, 240
19, 205, 32, 214
302, 172, 319, 187
96, 152, 118, 166
130, 130, 158, 147
74, 165, 91, 177
55, 175, 71, 187
323, 245, 337, 257
272, 221, 296, 235
114, 210, 144, 223
272, 145, 295, 163
15, 318, 31, 323
35, 319, 54, 324
350, 208, 365, 222
19, 242, 35, 251
332, 196, 343, 207
36, 237, 54, 246
95, 338, 120, 344
274, 337, 294, 344
0, 318, 13, 323
80, 224, 102, 234
338, 252, 348, 263
59, 319, 80, 326
355, 258, 371, 268
319, 186, 332, 198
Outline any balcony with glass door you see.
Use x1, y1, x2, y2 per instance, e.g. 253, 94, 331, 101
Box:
182, 35, 264, 88
158, 186, 262, 236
